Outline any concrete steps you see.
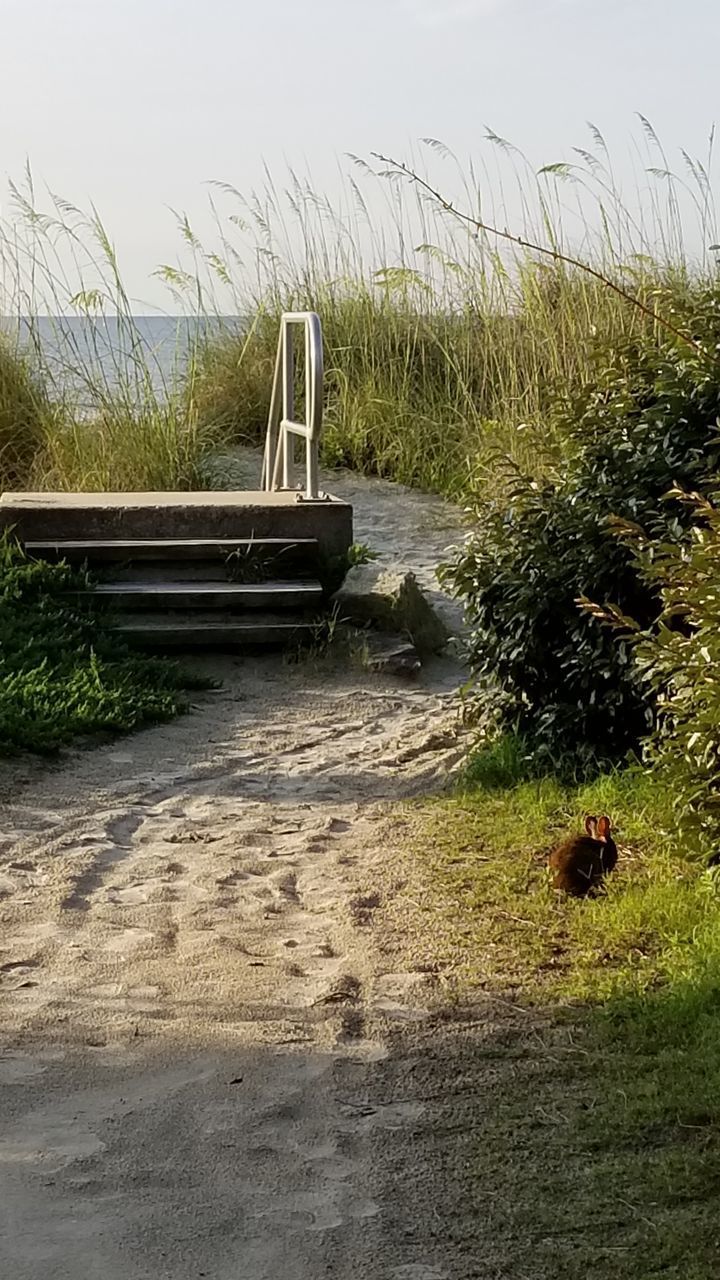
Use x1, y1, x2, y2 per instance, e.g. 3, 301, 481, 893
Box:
27, 536, 324, 586
0, 490, 352, 556
1, 490, 353, 651
80, 580, 324, 610
23, 537, 321, 563
113, 612, 323, 649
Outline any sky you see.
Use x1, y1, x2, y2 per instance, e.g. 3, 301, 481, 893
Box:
0, 0, 717, 309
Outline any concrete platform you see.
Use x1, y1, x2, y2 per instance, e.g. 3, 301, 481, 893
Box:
0, 490, 353, 558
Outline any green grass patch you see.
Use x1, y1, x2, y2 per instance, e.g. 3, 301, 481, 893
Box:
0, 539, 211, 754
390, 738, 720, 1277
408, 749, 708, 1001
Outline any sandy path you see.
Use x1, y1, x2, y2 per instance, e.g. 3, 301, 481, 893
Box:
0, 469, 474, 1279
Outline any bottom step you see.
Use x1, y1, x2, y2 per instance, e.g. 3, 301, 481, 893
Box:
114, 612, 325, 650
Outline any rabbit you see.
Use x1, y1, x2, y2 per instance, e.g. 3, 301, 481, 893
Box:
548, 815, 617, 897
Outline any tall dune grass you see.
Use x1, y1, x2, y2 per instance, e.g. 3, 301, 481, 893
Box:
183, 123, 718, 496
191, 271, 653, 494
0, 332, 54, 490
0, 177, 217, 491
0, 121, 716, 496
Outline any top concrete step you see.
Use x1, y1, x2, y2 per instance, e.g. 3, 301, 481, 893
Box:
2, 490, 332, 509
0, 489, 352, 557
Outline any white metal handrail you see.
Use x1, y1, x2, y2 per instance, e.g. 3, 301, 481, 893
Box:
261, 311, 324, 501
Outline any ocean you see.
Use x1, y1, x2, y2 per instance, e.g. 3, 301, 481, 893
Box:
11, 315, 240, 403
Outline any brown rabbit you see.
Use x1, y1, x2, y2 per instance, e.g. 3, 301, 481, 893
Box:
548, 815, 617, 896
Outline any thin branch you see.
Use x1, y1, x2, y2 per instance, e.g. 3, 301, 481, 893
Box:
372, 152, 703, 355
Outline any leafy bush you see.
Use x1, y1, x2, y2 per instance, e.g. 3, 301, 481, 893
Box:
619, 489, 720, 859
0, 539, 209, 754
443, 321, 720, 772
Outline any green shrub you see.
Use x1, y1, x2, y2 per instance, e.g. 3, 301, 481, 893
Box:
0, 538, 209, 754
442, 319, 720, 773
620, 489, 720, 859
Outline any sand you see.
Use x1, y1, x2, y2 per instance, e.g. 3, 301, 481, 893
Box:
0, 464, 478, 1278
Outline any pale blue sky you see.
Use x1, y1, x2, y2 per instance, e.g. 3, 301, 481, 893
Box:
1, 0, 716, 308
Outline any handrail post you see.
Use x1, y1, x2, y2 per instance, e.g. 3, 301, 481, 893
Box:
262, 311, 324, 501
304, 320, 317, 499
282, 322, 294, 489
261, 336, 284, 491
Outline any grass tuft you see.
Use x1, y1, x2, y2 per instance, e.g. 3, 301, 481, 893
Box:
0, 332, 52, 489
0, 537, 211, 754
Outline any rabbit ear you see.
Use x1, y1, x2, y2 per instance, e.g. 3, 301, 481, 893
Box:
585, 815, 598, 837
597, 816, 612, 838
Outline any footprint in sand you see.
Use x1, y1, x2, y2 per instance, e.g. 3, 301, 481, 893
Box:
0, 1055, 52, 1083
106, 884, 150, 906
102, 928, 154, 955
272, 871, 300, 901
85, 982, 124, 998
392, 1268, 448, 1280
0, 958, 39, 974
338, 1099, 425, 1133
12, 922, 72, 946
216, 869, 249, 888
372, 972, 432, 1022
338, 1008, 366, 1041
326, 818, 352, 834
305, 838, 330, 854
